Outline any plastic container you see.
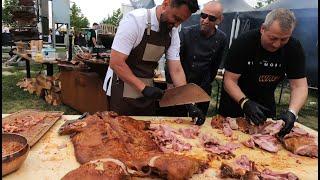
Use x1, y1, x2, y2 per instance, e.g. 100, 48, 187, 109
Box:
42, 47, 56, 61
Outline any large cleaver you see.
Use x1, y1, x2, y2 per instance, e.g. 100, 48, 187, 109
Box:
159, 83, 211, 107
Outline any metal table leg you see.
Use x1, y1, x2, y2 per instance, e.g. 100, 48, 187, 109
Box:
46, 63, 54, 76
25, 59, 31, 78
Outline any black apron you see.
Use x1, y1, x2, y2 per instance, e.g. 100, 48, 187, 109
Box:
109, 9, 171, 116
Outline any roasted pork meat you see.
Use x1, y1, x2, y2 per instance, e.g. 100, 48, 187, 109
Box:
220, 155, 299, 180
60, 111, 207, 179
283, 127, 318, 157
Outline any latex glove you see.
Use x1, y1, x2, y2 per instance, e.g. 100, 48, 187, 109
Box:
141, 86, 164, 100
242, 99, 271, 125
186, 104, 206, 126
276, 110, 296, 137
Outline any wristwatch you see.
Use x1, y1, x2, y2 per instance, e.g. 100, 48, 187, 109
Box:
288, 109, 298, 120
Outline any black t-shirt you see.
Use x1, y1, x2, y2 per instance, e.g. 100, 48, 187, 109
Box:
219, 29, 306, 118
87, 29, 96, 47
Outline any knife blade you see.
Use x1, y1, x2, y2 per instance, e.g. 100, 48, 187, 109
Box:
159, 83, 211, 107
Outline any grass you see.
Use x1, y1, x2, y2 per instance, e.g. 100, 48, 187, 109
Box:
207, 79, 318, 131
2, 62, 80, 115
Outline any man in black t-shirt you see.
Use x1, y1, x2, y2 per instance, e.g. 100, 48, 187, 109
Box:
218, 8, 308, 137
88, 23, 98, 53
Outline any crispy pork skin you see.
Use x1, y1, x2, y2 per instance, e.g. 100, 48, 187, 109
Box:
60, 111, 207, 179
283, 127, 318, 158
61, 159, 130, 180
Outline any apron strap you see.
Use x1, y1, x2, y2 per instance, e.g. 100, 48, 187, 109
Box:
147, 9, 151, 36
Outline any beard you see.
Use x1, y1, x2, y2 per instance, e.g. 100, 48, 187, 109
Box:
159, 13, 173, 36
200, 24, 212, 36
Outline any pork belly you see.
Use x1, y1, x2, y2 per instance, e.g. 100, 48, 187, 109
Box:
60, 111, 207, 179
61, 159, 131, 180
283, 127, 318, 158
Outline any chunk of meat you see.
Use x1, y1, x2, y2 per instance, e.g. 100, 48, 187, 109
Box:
236, 117, 254, 134
260, 169, 299, 180
61, 159, 130, 180
211, 115, 225, 129
258, 120, 284, 135
284, 131, 318, 158
252, 134, 280, 153
226, 117, 238, 130
150, 154, 208, 180
222, 122, 233, 137
178, 126, 200, 139
242, 138, 255, 149
220, 155, 260, 179
201, 135, 240, 155
149, 124, 192, 152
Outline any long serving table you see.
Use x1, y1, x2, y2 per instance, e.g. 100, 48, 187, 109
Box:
13, 51, 58, 78
2, 114, 318, 180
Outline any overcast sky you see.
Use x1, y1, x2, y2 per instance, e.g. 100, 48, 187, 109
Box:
70, 0, 259, 26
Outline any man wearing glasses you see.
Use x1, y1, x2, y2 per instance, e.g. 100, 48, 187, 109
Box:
165, 1, 227, 119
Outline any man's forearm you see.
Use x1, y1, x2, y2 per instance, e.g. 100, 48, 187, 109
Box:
109, 50, 146, 92
224, 79, 246, 103
223, 72, 246, 103
288, 78, 308, 114
92, 38, 97, 46
168, 61, 187, 87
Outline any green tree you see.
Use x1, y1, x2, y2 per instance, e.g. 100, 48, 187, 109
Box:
2, 0, 19, 25
255, 0, 277, 8
101, 8, 123, 27
70, 3, 90, 33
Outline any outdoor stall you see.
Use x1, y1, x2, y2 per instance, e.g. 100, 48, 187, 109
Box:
2, 111, 318, 179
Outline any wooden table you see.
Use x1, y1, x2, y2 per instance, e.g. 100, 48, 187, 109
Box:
2, 114, 318, 180
13, 51, 58, 78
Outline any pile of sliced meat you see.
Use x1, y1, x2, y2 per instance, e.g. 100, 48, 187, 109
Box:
59, 112, 208, 179
201, 134, 240, 157
148, 124, 200, 153
220, 155, 299, 180
211, 116, 318, 157
3, 114, 53, 133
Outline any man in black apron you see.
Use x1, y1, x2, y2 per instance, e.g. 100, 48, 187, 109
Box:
218, 8, 308, 137
104, 0, 205, 125
164, 1, 227, 116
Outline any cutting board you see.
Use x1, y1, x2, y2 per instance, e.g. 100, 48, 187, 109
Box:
2, 109, 64, 147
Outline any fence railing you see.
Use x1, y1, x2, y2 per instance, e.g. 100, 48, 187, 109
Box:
99, 24, 116, 35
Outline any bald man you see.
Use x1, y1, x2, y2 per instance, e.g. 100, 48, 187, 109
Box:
165, 1, 227, 118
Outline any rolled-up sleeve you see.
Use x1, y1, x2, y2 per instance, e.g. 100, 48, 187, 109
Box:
166, 28, 180, 61
111, 14, 139, 55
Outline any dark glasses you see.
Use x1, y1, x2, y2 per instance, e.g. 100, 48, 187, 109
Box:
200, 12, 217, 22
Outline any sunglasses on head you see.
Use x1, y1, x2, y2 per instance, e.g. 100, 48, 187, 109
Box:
200, 12, 217, 22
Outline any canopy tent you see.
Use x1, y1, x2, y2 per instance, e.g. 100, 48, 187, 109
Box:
219, 0, 255, 13
260, 0, 318, 10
